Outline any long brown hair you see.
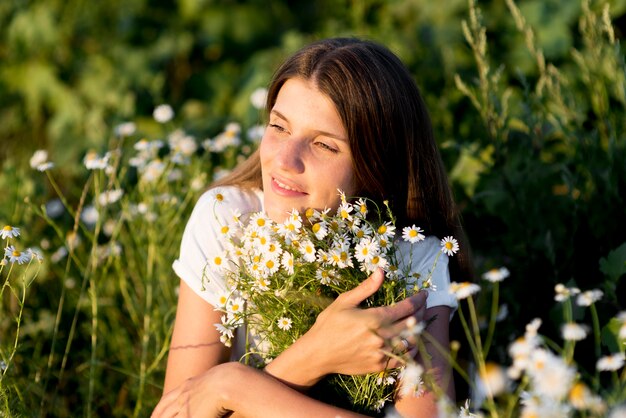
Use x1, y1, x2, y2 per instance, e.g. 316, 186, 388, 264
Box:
212, 38, 472, 280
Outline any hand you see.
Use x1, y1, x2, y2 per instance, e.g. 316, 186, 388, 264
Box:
152, 363, 234, 418
300, 268, 427, 377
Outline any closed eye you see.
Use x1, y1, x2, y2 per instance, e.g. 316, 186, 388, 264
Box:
315, 141, 338, 153
268, 123, 287, 133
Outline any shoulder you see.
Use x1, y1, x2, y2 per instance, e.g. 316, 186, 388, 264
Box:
396, 235, 447, 267
192, 186, 263, 224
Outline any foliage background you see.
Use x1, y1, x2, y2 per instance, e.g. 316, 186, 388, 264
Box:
1, 0, 625, 416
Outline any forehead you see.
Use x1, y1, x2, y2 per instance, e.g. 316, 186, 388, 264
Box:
272, 78, 345, 130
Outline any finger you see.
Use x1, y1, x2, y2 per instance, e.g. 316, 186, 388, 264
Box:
375, 290, 428, 323
335, 268, 384, 306
378, 317, 422, 341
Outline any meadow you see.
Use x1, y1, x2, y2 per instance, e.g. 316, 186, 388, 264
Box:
1, 0, 625, 416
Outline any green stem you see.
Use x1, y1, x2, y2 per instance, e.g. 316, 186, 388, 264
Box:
482, 282, 499, 358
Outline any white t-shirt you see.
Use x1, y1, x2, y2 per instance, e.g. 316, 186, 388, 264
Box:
173, 185, 458, 311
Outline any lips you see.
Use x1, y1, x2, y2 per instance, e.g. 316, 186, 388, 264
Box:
271, 176, 307, 195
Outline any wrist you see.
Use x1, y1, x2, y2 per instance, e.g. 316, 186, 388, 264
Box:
264, 330, 328, 388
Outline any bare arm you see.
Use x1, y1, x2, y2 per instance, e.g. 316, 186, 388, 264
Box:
154, 362, 368, 418
394, 305, 455, 418
162, 280, 231, 393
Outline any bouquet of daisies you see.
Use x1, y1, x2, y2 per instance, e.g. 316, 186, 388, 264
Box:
205, 190, 456, 414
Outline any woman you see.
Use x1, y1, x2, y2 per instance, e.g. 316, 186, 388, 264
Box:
153, 38, 470, 417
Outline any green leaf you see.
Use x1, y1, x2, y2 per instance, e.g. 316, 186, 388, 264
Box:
599, 242, 626, 281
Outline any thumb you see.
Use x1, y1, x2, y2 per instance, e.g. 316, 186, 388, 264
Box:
336, 268, 384, 306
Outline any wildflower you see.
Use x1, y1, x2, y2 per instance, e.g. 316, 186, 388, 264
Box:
247, 124, 265, 143
354, 237, 379, 263
37, 162, 55, 171
250, 87, 268, 109
83, 151, 110, 170
397, 363, 425, 398
402, 225, 425, 244
376, 222, 396, 240
140, 159, 166, 182
527, 348, 576, 400
277, 317, 292, 331
300, 240, 317, 263
569, 382, 606, 412
281, 251, 294, 275
50, 246, 68, 263
227, 297, 245, 318
216, 292, 230, 309
440, 236, 459, 256
477, 362, 508, 397
27, 248, 44, 262
311, 221, 329, 240
354, 198, 368, 217
1, 225, 20, 239
482, 267, 510, 283
576, 289, 603, 307
115, 122, 136, 137
4, 246, 31, 264
554, 283, 580, 302
337, 201, 353, 220
29, 150, 49, 169
98, 189, 124, 206
153, 104, 174, 123
561, 322, 589, 341
596, 353, 625, 371
81, 205, 99, 225
449, 282, 480, 300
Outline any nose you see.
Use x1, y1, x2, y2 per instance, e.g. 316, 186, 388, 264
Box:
275, 138, 305, 173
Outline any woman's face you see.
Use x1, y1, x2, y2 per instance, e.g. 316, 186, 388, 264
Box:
260, 77, 356, 223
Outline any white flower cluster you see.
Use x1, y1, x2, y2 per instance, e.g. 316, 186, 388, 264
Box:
209, 191, 446, 348
1, 225, 43, 266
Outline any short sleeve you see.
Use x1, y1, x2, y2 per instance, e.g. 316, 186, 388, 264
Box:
172, 186, 263, 307
396, 236, 458, 312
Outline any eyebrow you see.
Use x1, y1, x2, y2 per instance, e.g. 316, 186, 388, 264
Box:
270, 109, 348, 142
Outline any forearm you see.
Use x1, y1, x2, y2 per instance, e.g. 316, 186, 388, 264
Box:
263, 330, 328, 390
222, 363, 365, 418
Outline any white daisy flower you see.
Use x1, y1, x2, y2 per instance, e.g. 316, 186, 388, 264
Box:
227, 297, 245, 317
576, 289, 603, 306
80, 205, 99, 225
337, 201, 353, 221
153, 104, 174, 123
398, 363, 425, 398
250, 87, 268, 109
527, 348, 576, 400
30, 150, 49, 169
596, 353, 625, 371
354, 237, 379, 263
83, 151, 110, 170
140, 159, 166, 183
249, 212, 272, 231
363, 254, 388, 274
561, 322, 589, 341
352, 223, 374, 240
354, 198, 368, 218
281, 251, 294, 275
1, 226, 20, 239
440, 236, 459, 256
402, 225, 425, 243
255, 277, 271, 292
300, 240, 317, 263
4, 246, 31, 264
316, 269, 335, 285
277, 316, 292, 331
554, 283, 581, 302
310, 221, 328, 240
482, 267, 510, 283
449, 282, 480, 300
115, 122, 136, 137
376, 222, 396, 240
98, 189, 124, 206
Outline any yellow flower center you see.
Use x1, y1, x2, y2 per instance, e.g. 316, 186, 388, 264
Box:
13, 250, 21, 257
378, 225, 387, 234
445, 242, 454, 250
372, 256, 380, 264
266, 260, 274, 269
220, 226, 229, 234
341, 209, 349, 218
215, 193, 224, 202
409, 230, 418, 238
256, 218, 266, 227
3, 226, 12, 231
214, 257, 222, 265
305, 208, 314, 218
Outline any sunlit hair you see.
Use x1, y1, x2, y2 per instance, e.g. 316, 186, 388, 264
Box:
212, 37, 472, 278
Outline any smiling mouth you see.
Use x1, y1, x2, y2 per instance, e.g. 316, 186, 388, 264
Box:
273, 177, 306, 193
